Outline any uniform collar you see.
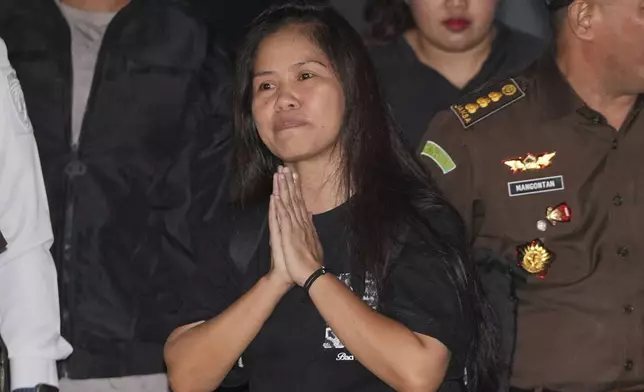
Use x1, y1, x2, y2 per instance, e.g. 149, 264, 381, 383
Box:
521, 52, 587, 120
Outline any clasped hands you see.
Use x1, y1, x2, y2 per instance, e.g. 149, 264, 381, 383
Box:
267, 165, 324, 288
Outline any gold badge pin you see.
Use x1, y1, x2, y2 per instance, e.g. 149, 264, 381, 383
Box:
517, 239, 554, 277
477, 97, 492, 108
502, 84, 518, 96
503, 152, 556, 173
488, 91, 502, 102
465, 103, 479, 114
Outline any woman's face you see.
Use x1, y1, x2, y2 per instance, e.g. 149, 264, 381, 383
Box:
251, 25, 346, 164
408, 0, 498, 52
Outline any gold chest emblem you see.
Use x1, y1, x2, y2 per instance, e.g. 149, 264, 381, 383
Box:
517, 239, 554, 277
503, 152, 556, 173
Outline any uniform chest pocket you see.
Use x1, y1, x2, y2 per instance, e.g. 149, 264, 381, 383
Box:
483, 172, 572, 237
481, 163, 610, 284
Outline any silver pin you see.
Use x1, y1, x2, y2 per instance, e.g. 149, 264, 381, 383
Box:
537, 220, 548, 232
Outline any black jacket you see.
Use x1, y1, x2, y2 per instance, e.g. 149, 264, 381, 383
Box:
0, 0, 232, 379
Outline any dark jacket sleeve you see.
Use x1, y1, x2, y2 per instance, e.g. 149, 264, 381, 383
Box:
187, 39, 234, 229
137, 38, 234, 343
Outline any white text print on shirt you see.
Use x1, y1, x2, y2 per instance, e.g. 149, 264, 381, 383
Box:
323, 273, 378, 361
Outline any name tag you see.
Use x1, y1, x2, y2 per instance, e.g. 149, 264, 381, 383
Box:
508, 175, 564, 197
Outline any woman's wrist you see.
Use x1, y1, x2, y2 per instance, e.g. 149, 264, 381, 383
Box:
302, 267, 327, 292
292, 256, 325, 286
262, 273, 294, 294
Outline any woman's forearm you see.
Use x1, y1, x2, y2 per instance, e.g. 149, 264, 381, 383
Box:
309, 274, 450, 392
165, 275, 291, 392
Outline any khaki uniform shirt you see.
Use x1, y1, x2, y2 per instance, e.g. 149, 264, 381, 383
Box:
418, 56, 644, 392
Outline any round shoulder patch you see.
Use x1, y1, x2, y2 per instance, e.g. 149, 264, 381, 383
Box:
6, 69, 32, 133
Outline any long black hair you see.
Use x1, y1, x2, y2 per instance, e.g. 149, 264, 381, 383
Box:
364, 0, 415, 42
232, 2, 498, 390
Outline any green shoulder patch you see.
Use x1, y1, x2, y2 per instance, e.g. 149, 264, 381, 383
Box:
421, 141, 456, 174
450, 78, 525, 129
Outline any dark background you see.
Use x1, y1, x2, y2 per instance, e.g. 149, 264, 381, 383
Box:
187, 0, 331, 53
188, 0, 550, 53
187, 0, 278, 51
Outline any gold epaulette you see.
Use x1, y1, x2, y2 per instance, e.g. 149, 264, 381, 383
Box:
450, 78, 526, 129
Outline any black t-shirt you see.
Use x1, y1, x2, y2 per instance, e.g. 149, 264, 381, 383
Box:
370, 23, 546, 151
176, 203, 473, 392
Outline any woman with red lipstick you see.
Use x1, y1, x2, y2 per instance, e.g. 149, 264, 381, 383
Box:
164, 3, 498, 392
366, 0, 546, 150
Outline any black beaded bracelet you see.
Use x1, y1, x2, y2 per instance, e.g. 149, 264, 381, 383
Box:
303, 267, 327, 292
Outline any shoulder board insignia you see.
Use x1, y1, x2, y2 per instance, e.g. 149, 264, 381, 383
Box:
450, 78, 525, 129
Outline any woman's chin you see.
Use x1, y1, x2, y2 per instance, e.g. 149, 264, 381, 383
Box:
274, 150, 324, 165
275, 152, 312, 164
270, 139, 339, 166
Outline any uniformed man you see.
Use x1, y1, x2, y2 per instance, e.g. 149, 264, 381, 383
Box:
0, 38, 72, 392
417, 0, 644, 391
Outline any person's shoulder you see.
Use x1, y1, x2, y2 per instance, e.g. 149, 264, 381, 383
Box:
142, 0, 206, 26
396, 202, 468, 254
138, 0, 212, 61
428, 72, 539, 137
146, 0, 193, 11
450, 77, 527, 129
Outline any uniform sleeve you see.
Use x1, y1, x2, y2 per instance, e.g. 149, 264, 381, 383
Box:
0, 38, 73, 389
379, 238, 473, 372
416, 112, 479, 236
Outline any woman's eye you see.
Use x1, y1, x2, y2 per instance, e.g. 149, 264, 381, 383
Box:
299, 72, 314, 81
258, 82, 273, 91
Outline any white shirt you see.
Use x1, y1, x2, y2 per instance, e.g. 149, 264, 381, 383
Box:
0, 38, 73, 390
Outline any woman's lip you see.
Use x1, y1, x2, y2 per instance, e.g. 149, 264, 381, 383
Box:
442, 18, 471, 32
274, 120, 309, 131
